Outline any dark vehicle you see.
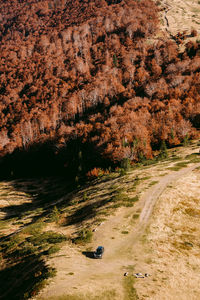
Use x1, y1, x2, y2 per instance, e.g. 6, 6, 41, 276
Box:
94, 246, 104, 259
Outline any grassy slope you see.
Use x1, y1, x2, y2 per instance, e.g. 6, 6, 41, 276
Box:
0, 140, 200, 299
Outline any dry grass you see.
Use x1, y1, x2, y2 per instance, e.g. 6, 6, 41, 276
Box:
1, 140, 200, 299
134, 167, 200, 300
40, 289, 118, 300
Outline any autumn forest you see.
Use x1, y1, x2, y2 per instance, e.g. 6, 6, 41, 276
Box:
0, 0, 200, 177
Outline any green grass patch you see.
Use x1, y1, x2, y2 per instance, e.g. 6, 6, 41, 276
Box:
1, 234, 24, 255
123, 275, 139, 300
0, 219, 11, 229
185, 153, 200, 160
184, 152, 200, 163
132, 214, 139, 219
111, 191, 129, 203
167, 161, 189, 171
128, 177, 140, 192
48, 206, 61, 223
73, 229, 93, 244
122, 197, 139, 207
27, 231, 67, 246
97, 210, 111, 217
167, 166, 182, 171
110, 203, 122, 209
95, 217, 106, 224
110, 190, 139, 208
148, 180, 159, 187
168, 155, 182, 162
23, 222, 45, 235
139, 176, 151, 181
159, 172, 168, 177
175, 162, 189, 167
14, 242, 37, 257
47, 245, 61, 255
190, 158, 200, 163
43, 289, 117, 300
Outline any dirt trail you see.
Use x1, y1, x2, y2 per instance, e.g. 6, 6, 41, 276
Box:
159, 0, 200, 39
139, 163, 200, 226
36, 162, 200, 299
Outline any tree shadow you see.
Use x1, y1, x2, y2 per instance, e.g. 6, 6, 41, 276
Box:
0, 139, 117, 298
65, 197, 111, 226
0, 177, 68, 299
0, 176, 73, 222
0, 252, 55, 300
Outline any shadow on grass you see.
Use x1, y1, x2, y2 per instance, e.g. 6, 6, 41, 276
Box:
0, 253, 55, 300
66, 197, 111, 226
82, 251, 95, 259
0, 176, 73, 223
0, 174, 117, 298
0, 176, 72, 299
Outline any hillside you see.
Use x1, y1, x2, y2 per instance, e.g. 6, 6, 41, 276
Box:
0, 141, 200, 299
0, 0, 200, 177
1, 1, 200, 299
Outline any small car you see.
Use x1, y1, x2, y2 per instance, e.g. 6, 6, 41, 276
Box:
94, 246, 104, 259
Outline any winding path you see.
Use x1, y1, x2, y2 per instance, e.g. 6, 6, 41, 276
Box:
35, 162, 200, 299
139, 163, 200, 227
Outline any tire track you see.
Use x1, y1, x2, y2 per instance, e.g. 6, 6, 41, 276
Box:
139, 163, 200, 229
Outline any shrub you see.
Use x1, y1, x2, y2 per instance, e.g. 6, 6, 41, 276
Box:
73, 229, 93, 244
49, 206, 61, 223
47, 245, 61, 255
23, 222, 44, 235
119, 168, 127, 176
182, 134, 189, 146
159, 141, 168, 159
86, 167, 105, 179
120, 158, 131, 171
2, 235, 23, 254
27, 231, 67, 246
132, 214, 139, 219
83, 191, 88, 201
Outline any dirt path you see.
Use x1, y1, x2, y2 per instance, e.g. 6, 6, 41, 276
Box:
139, 163, 200, 226
159, 0, 200, 39
135, 164, 200, 300
35, 162, 200, 299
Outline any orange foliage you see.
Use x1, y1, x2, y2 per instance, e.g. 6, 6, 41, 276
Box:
0, 0, 199, 166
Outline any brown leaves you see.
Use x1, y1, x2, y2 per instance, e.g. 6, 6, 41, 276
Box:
0, 0, 199, 166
